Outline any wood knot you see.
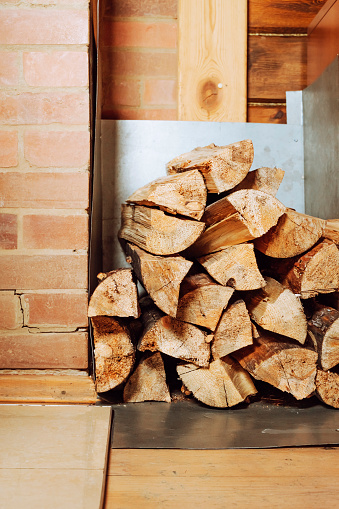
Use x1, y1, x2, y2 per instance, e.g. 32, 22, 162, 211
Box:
198, 79, 222, 112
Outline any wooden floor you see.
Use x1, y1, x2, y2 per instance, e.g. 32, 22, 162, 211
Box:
104, 447, 339, 508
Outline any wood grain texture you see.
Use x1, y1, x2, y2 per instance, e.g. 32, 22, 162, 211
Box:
247, 104, 287, 123
248, 35, 307, 101
105, 448, 339, 509
178, 0, 247, 121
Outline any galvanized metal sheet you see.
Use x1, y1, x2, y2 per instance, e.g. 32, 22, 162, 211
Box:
110, 400, 339, 449
101, 120, 304, 270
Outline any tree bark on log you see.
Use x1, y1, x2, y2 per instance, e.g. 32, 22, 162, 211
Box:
88, 268, 140, 318
119, 204, 205, 256
230, 166, 285, 196
315, 369, 339, 408
211, 300, 253, 359
198, 243, 265, 291
124, 242, 192, 317
190, 190, 286, 257
282, 240, 339, 299
244, 277, 307, 344
166, 139, 254, 194
254, 209, 325, 258
91, 316, 135, 393
176, 273, 234, 331
123, 352, 171, 403
233, 331, 318, 400
177, 357, 257, 408
126, 169, 207, 220
307, 304, 339, 370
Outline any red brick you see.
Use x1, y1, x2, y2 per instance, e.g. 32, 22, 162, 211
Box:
0, 291, 23, 329
0, 172, 89, 208
103, 0, 177, 18
0, 254, 87, 290
0, 131, 17, 168
22, 292, 88, 328
104, 79, 141, 108
0, 213, 17, 249
23, 214, 88, 250
103, 108, 177, 121
0, 10, 89, 45
23, 51, 88, 87
0, 331, 88, 369
24, 131, 90, 168
0, 51, 19, 86
102, 50, 177, 78
0, 92, 89, 125
102, 21, 177, 48
143, 79, 176, 105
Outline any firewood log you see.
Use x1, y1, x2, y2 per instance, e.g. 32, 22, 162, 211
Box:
230, 166, 285, 196
88, 268, 140, 318
176, 273, 234, 331
126, 169, 207, 220
315, 369, 339, 408
233, 330, 318, 400
91, 316, 135, 393
138, 299, 211, 367
124, 242, 192, 317
119, 204, 205, 255
323, 219, 339, 244
166, 139, 254, 194
198, 243, 265, 290
211, 300, 253, 359
189, 189, 286, 257
176, 357, 257, 408
123, 352, 171, 403
307, 304, 339, 370
282, 239, 339, 299
254, 209, 325, 258
244, 277, 307, 344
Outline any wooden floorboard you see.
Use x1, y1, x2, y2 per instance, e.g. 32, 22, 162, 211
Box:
105, 448, 339, 508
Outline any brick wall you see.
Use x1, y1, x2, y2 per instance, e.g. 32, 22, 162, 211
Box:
0, 0, 90, 370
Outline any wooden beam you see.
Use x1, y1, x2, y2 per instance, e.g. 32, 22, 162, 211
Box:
178, 0, 247, 122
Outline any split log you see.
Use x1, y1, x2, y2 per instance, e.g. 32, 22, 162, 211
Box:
123, 352, 171, 403
315, 369, 339, 408
166, 139, 254, 194
88, 268, 140, 318
211, 300, 253, 359
307, 304, 339, 370
190, 190, 286, 257
323, 219, 339, 244
198, 243, 265, 291
244, 277, 307, 344
254, 209, 325, 258
124, 242, 192, 317
126, 170, 207, 220
282, 239, 339, 299
231, 166, 285, 196
233, 330, 318, 400
138, 300, 211, 367
176, 357, 257, 408
119, 204, 205, 255
91, 316, 135, 393
176, 273, 234, 331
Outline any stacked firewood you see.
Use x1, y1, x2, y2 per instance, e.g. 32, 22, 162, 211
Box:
88, 140, 339, 409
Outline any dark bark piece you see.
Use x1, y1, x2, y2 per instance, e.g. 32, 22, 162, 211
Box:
315, 369, 339, 408
176, 357, 257, 408
176, 273, 234, 331
231, 166, 285, 196
308, 304, 339, 371
198, 243, 265, 290
88, 268, 140, 318
166, 139, 254, 194
91, 316, 135, 393
123, 352, 171, 403
126, 169, 207, 220
124, 242, 192, 317
254, 208, 325, 258
119, 204, 205, 255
